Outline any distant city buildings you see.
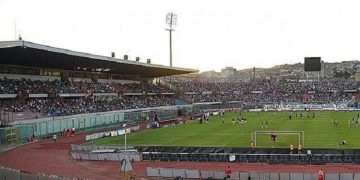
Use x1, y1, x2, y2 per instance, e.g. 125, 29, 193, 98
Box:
195, 60, 359, 82
221, 67, 237, 80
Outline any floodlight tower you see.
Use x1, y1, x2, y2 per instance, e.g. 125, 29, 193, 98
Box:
166, 12, 177, 67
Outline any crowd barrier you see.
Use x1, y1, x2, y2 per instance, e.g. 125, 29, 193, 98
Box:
70, 144, 141, 162
146, 167, 360, 180
70, 144, 133, 152
117, 146, 360, 155
0, 166, 72, 180
142, 152, 360, 165
71, 152, 141, 162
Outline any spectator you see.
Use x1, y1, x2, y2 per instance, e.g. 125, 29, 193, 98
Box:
225, 166, 232, 179
318, 168, 324, 180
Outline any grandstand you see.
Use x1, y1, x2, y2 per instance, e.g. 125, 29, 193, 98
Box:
0, 40, 197, 123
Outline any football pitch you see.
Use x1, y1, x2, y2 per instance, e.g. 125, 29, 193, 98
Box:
87, 111, 360, 148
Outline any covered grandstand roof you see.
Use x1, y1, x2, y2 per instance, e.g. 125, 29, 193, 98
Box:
0, 40, 197, 78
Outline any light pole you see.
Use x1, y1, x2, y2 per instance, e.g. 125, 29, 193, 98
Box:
120, 123, 132, 179
166, 12, 177, 67
123, 124, 127, 154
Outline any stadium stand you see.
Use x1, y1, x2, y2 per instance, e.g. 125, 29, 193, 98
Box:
0, 78, 177, 118
0, 40, 196, 122
0, 41, 357, 122
169, 79, 358, 104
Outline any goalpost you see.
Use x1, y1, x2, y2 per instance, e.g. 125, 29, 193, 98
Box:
251, 130, 304, 147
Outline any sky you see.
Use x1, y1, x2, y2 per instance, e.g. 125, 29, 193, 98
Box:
1, 0, 360, 72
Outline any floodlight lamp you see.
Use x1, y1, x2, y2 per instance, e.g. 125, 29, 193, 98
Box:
166, 12, 177, 27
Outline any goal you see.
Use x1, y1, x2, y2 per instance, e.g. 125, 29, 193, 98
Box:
251, 130, 304, 147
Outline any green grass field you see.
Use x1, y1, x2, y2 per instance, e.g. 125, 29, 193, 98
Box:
87, 111, 360, 148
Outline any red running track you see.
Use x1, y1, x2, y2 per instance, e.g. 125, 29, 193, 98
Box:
1, 133, 360, 180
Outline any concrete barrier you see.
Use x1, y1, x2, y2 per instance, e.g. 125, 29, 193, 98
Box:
75, 144, 82, 151
91, 145, 99, 150
290, 172, 303, 180
260, 172, 270, 180
159, 168, 173, 178
200, 170, 214, 179
20, 171, 39, 180
240, 172, 249, 180
185, 169, 200, 179
79, 153, 90, 160
82, 145, 89, 151
107, 153, 119, 161
340, 173, 354, 180
213, 171, 226, 179
303, 173, 317, 180
172, 169, 186, 178
0, 166, 73, 180
354, 173, 360, 180
97, 153, 108, 160
128, 154, 141, 161
146, 167, 159, 177
71, 152, 78, 160
38, 175, 61, 180
326, 173, 340, 180
249, 172, 260, 179
311, 173, 318, 180
270, 172, 280, 180
89, 153, 99, 161
70, 144, 76, 151
230, 171, 239, 180
142, 168, 360, 180
0, 167, 20, 180
279, 172, 290, 180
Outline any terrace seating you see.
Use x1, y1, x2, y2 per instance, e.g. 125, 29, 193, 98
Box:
0, 78, 178, 120
167, 79, 357, 104
310, 155, 324, 165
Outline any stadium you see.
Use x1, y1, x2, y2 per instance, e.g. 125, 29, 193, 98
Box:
0, 40, 359, 180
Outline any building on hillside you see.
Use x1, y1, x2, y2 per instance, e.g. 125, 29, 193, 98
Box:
200, 70, 219, 78
221, 66, 237, 80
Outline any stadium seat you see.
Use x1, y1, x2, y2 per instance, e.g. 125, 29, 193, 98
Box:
310, 155, 324, 165
216, 154, 228, 162
343, 155, 354, 164
278, 155, 289, 164
188, 154, 197, 161
142, 153, 150, 160
268, 155, 279, 164
208, 154, 218, 162
258, 154, 269, 163
322, 154, 332, 164
159, 153, 170, 161
152, 153, 160, 161
198, 154, 209, 162
332, 155, 343, 163
288, 155, 300, 164
235, 154, 247, 162
247, 154, 258, 163
169, 153, 179, 161
354, 155, 360, 164
179, 154, 188, 161
299, 155, 310, 164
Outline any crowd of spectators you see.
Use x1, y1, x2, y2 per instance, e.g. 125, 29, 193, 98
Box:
174, 81, 358, 103
1, 95, 175, 118
0, 78, 169, 94
0, 78, 175, 118
0, 77, 358, 119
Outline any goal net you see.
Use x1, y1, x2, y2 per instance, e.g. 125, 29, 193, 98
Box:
251, 130, 304, 148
